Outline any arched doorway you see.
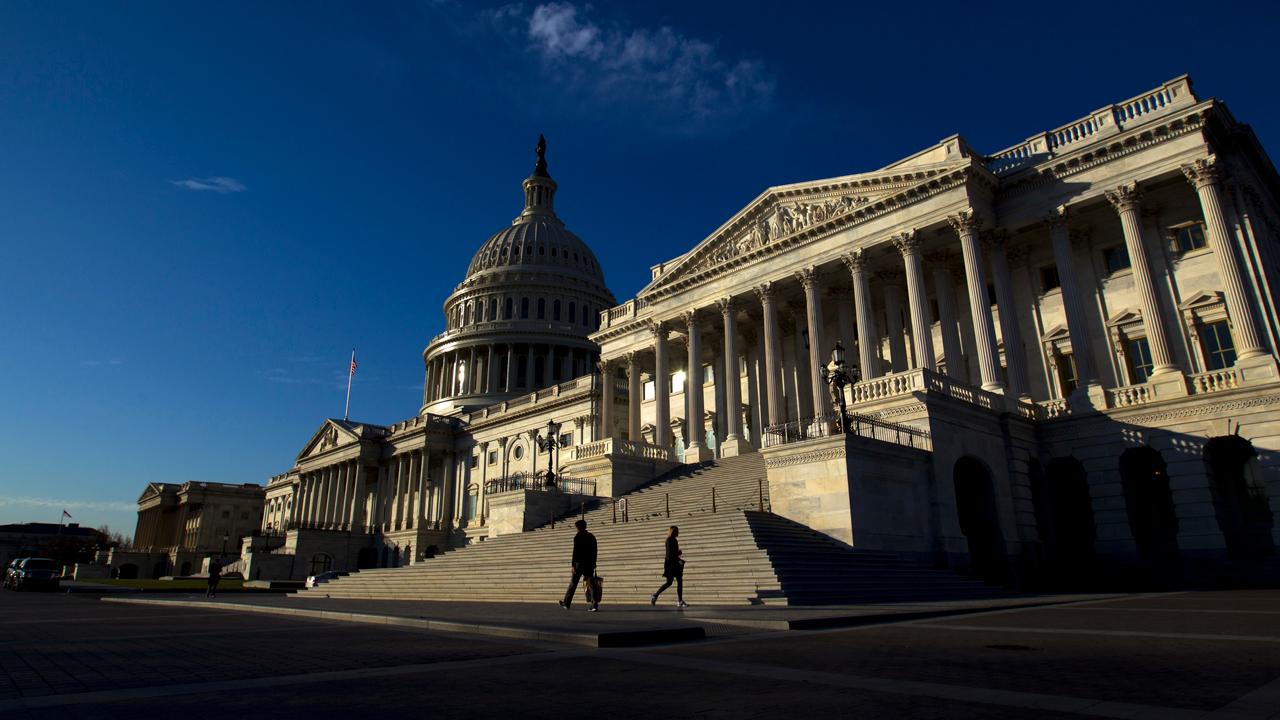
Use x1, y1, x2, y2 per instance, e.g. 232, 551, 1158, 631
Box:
151, 560, 169, 579
1205, 435, 1275, 559
179, 561, 192, 576
953, 456, 1009, 584
117, 564, 138, 579
356, 547, 377, 570
380, 546, 390, 568
1119, 446, 1180, 582
308, 553, 333, 576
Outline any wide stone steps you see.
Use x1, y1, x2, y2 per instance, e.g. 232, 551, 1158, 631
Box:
306, 453, 999, 605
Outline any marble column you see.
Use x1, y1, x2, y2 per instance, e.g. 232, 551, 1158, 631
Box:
416, 451, 430, 527
599, 360, 615, 440
683, 310, 711, 461
716, 297, 749, 455
1182, 157, 1268, 359
627, 352, 642, 442
985, 231, 1031, 396
1104, 184, 1178, 375
545, 345, 556, 385
893, 232, 936, 372
755, 282, 785, 425
348, 464, 362, 531
486, 346, 499, 393
798, 267, 828, 417
505, 345, 515, 392
949, 211, 1006, 393
651, 322, 671, 447
1044, 208, 1098, 385
524, 345, 535, 390
843, 251, 879, 380
880, 273, 908, 372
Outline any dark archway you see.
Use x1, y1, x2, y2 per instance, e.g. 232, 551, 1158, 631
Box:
1119, 446, 1180, 583
117, 564, 138, 579
404, 544, 412, 565
1039, 457, 1097, 584
953, 456, 1009, 584
308, 553, 333, 576
379, 546, 390, 568
1205, 435, 1275, 559
179, 561, 192, 577
151, 560, 169, 579
356, 547, 377, 570
425, 545, 439, 559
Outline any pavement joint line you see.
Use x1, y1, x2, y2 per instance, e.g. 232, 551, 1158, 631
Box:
905, 624, 1280, 643
0, 625, 328, 647
0, 611, 238, 626
1054, 607, 1280, 616
1212, 672, 1280, 717
0, 649, 583, 711
612, 651, 1215, 720
99, 597, 701, 648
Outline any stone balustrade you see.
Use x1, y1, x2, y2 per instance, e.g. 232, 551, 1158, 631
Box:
564, 437, 676, 463
1107, 384, 1153, 408
1189, 368, 1239, 395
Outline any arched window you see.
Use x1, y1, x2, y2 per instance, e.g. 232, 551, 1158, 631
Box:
553, 299, 561, 321
569, 301, 576, 324
1119, 447, 1180, 578
953, 456, 1009, 584
476, 301, 485, 323
537, 298, 546, 319
505, 297, 514, 319
489, 298, 497, 322
582, 305, 590, 327
521, 298, 529, 319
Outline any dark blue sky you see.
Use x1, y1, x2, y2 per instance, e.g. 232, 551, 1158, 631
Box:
2, 1, 1276, 533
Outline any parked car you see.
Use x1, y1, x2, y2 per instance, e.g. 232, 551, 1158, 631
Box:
3, 558, 23, 590
305, 571, 341, 588
10, 558, 60, 592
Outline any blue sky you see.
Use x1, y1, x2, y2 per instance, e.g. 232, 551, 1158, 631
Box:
2, 1, 1277, 534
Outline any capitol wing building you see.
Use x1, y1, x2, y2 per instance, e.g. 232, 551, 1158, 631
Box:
123, 76, 1280, 591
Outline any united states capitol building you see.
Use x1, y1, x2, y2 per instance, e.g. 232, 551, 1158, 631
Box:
121, 76, 1280, 594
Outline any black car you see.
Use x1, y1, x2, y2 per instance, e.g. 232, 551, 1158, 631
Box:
9, 558, 60, 592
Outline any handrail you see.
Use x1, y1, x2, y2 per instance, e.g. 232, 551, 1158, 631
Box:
485, 470, 597, 498
763, 412, 931, 451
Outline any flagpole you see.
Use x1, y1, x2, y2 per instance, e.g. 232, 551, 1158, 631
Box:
344, 348, 355, 421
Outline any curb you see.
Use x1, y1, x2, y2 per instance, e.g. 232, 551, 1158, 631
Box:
100, 597, 705, 648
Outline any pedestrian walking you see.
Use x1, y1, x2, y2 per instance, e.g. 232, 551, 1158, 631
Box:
206, 557, 222, 598
558, 519, 599, 611
650, 525, 688, 608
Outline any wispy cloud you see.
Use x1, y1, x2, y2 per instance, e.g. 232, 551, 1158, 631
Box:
80, 359, 123, 367
171, 176, 247, 193
485, 3, 775, 132
0, 496, 136, 513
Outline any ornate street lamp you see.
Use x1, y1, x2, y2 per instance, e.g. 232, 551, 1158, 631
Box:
823, 342, 861, 432
536, 419, 563, 487
221, 532, 230, 558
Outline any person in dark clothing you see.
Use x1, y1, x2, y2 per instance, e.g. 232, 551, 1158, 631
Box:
559, 519, 599, 611
650, 526, 688, 608
206, 557, 222, 598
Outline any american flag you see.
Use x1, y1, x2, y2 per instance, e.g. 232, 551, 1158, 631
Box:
62, 509, 72, 519
349, 352, 357, 376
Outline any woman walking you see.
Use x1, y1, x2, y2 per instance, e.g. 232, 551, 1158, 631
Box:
650, 526, 688, 608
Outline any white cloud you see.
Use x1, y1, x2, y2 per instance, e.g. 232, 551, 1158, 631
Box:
0, 496, 137, 513
493, 3, 774, 130
171, 176, 247, 193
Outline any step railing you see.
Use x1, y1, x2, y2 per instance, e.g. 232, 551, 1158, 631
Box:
763, 412, 931, 451
484, 470, 596, 497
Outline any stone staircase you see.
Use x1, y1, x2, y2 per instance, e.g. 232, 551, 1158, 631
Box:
302, 453, 999, 605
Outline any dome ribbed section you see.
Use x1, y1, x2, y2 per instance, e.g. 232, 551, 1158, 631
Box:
465, 218, 606, 284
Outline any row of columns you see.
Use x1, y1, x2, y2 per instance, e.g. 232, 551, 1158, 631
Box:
596, 155, 1266, 443
425, 344, 595, 403
291, 450, 458, 535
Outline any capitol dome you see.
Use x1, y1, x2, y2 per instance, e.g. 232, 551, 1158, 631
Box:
421, 136, 616, 415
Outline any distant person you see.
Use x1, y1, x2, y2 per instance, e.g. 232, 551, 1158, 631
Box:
650, 525, 688, 608
558, 519, 599, 612
206, 557, 222, 598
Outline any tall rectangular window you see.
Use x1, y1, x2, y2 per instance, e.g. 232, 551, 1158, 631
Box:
1040, 265, 1061, 291
1057, 352, 1078, 396
464, 494, 477, 521
1127, 337, 1154, 384
643, 380, 655, 400
1174, 224, 1207, 254
1201, 320, 1237, 370
1102, 246, 1131, 275
670, 371, 686, 395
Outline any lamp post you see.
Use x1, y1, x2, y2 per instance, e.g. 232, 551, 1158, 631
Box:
536, 419, 563, 487
822, 341, 860, 432
221, 532, 229, 558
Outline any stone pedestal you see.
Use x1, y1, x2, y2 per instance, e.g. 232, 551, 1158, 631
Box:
718, 437, 753, 458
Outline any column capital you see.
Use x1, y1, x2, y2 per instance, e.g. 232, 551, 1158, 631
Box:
1181, 155, 1222, 190
1104, 182, 1142, 213
980, 228, 1010, 252
874, 267, 904, 284
890, 230, 922, 255
795, 266, 820, 290
715, 296, 736, 317
1069, 227, 1093, 248
1042, 205, 1070, 229
626, 350, 642, 370
1005, 244, 1029, 266
753, 281, 778, 303
682, 309, 700, 330
946, 209, 982, 236
647, 319, 668, 340
841, 249, 869, 273
596, 358, 612, 373
923, 248, 955, 266
497, 436, 509, 448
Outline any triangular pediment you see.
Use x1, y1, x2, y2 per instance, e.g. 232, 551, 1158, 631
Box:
1106, 308, 1144, 328
296, 419, 362, 462
1179, 289, 1225, 311
640, 157, 973, 295
1041, 324, 1071, 343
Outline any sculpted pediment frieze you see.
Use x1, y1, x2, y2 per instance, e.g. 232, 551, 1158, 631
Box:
296, 420, 361, 462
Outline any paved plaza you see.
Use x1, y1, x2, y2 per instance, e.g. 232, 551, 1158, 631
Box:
2, 590, 1279, 719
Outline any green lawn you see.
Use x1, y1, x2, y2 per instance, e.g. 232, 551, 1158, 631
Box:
84, 579, 245, 590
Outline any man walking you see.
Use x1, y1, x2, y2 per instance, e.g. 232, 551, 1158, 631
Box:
558, 519, 599, 611
206, 557, 222, 598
